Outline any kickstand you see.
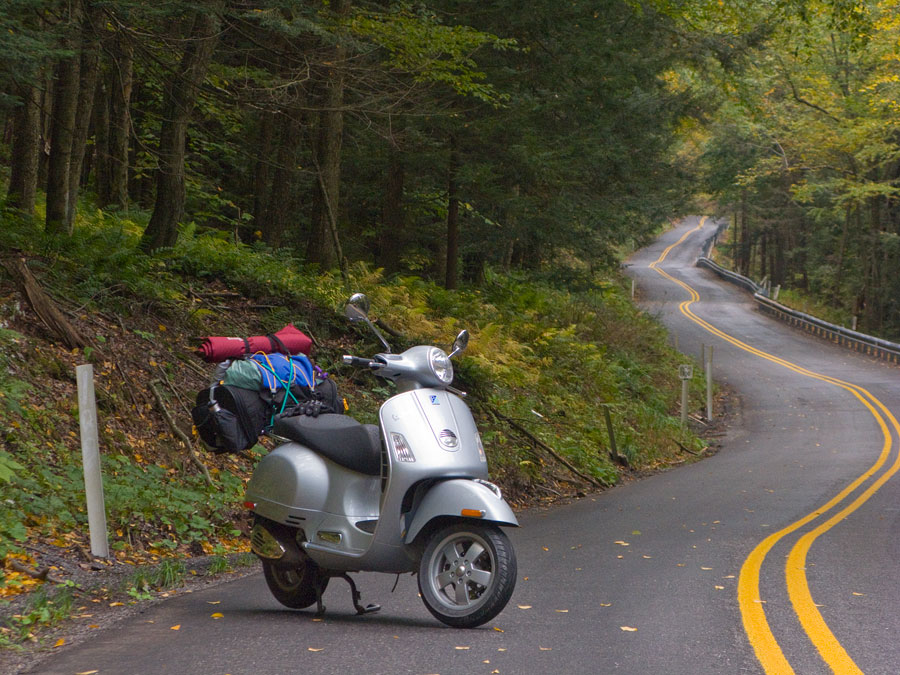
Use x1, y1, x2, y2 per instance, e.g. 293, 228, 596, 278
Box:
338, 572, 381, 615
314, 570, 328, 616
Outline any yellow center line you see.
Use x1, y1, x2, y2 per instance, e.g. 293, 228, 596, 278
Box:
648, 218, 900, 674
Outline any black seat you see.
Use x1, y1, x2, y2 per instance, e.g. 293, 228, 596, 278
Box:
272, 413, 382, 476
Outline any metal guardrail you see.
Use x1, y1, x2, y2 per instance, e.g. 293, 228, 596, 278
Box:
696, 257, 765, 296
753, 294, 900, 364
695, 252, 900, 365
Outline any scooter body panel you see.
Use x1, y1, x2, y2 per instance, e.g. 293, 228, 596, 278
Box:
403, 478, 518, 544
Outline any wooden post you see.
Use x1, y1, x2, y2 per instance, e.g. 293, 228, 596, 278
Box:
77, 364, 109, 559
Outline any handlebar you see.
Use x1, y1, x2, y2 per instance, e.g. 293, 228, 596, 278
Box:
342, 355, 382, 369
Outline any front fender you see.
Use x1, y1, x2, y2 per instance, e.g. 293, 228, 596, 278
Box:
404, 479, 519, 544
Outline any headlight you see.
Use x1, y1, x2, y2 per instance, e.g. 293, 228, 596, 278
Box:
429, 347, 453, 384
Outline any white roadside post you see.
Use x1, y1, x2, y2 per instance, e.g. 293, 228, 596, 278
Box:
76, 364, 109, 559
679, 364, 693, 427
705, 345, 714, 421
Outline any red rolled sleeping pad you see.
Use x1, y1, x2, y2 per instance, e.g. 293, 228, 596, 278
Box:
196, 323, 312, 362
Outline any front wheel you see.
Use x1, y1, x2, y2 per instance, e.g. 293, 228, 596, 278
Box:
261, 559, 326, 609
418, 522, 517, 628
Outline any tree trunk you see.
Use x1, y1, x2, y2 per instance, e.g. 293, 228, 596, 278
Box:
45, 1, 84, 235
251, 111, 276, 235
66, 3, 103, 227
107, 35, 134, 209
445, 134, 460, 290
263, 111, 302, 248
307, 0, 350, 268
377, 133, 406, 274
6, 84, 42, 216
93, 75, 111, 204
140, 8, 222, 252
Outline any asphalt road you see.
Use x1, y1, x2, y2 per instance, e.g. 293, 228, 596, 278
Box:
26, 218, 900, 675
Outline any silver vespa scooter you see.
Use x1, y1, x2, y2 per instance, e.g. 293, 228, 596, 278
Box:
244, 294, 518, 628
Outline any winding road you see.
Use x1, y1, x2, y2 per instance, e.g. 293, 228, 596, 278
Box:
26, 218, 900, 674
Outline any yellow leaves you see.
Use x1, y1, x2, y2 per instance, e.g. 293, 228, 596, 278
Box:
54, 637, 65, 647
76, 671, 98, 675
308, 647, 324, 652
517, 605, 532, 610
170, 625, 181, 631
539, 646, 552, 651
620, 626, 638, 632
614, 540, 630, 546
211, 612, 224, 619
454, 646, 471, 650
109, 602, 124, 607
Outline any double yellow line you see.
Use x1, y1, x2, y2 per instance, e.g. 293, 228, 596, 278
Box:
649, 217, 900, 674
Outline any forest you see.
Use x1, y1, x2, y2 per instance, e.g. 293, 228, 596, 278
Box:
4, 1, 899, 336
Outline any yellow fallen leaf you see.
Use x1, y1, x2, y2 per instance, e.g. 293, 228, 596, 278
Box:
700, 567, 713, 571
211, 612, 224, 619
542, 546, 549, 551
852, 592, 865, 596
109, 602, 124, 607
308, 647, 324, 652
89, 624, 99, 629
493, 626, 505, 632
455, 646, 470, 650
483, 660, 491, 664
207, 601, 221, 605
517, 605, 532, 609
498, 648, 507, 651
600, 603, 612, 607
621, 626, 638, 632
614, 541, 630, 546
539, 646, 552, 651
54, 638, 65, 647
170, 625, 181, 631
76, 671, 99, 675
642, 555, 652, 559
555, 609, 569, 613
715, 586, 724, 590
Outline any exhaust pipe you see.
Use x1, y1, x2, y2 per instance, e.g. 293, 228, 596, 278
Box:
250, 520, 305, 569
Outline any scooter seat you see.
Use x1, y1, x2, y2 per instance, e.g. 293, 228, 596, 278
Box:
272, 413, 382, 476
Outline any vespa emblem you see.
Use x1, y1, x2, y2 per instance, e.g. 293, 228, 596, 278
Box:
439, 429, 459, 448
430, 395, 440, 405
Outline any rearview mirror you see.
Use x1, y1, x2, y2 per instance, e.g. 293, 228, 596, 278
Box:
345, 293, 370, 322
449, 329, 469, 358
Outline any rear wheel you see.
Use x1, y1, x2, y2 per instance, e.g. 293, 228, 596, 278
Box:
418, 522, 516, 628
261, 559, 326, 609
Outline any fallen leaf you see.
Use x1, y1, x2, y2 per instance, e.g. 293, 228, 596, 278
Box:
539, 647, 552, 651
600, 603, 612, 607
211, 612, 224, 619
89, 624, 99, 629
517, 605, 532, 609
632, 530, 641, 535
555, 609, 569, 613
109, 602, 124, 607
498, 648, 507, 652
483, 660, 491, 664
455, 646, 470, 650
614, 541, 630, 546
542, 546, 549, 551
76, 671, 99, 675
852, 592, 865, 596
54, 638, 65, 647
620, 626, 638, 632
700, 567, 713, 571
207, 601, 221, 605
308, 647, 324, 652
642, 555, 652, 559
170, 625, 181, 631
493, 626, 505, 632
715, 586, 725, 590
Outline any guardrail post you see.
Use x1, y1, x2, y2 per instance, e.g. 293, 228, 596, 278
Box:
77, 364, 109, 559
678, 364, 693, 427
